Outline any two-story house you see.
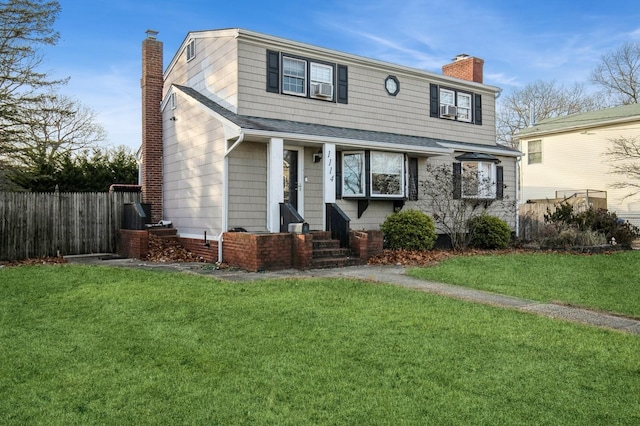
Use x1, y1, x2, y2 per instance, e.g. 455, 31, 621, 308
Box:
518, 104, 640, 227
134, 28, 520, 270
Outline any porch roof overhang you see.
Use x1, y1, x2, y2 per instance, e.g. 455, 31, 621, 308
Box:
173, 84, 520, 158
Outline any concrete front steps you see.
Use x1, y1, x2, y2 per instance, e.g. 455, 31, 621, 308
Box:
311, 232, 364, 269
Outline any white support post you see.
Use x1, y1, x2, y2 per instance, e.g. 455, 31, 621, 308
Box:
323, 143, 336, 204
322, 143, 336, 231
267, 138, 284, 232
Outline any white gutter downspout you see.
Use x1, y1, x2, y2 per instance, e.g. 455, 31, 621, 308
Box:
218, 132, 245, 263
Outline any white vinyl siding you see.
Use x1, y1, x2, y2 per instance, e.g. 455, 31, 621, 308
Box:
520, 122, 640, 227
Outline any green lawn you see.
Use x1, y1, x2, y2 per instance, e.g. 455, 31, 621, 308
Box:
408, 251, 640, 318
1, 265, 639, 425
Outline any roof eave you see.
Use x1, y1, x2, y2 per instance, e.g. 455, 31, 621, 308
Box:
517, 115, 640, 139
439, 141, 522, 157
241, 128, 453, 156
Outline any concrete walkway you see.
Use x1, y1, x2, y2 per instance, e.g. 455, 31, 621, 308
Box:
66, 255, 640, 336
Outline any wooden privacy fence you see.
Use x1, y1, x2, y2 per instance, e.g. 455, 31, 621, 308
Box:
519, 192, 605, 241
0, 191, 142, 261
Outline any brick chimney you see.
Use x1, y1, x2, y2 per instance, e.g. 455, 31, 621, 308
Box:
442, 53, 484, 83
141, 29, 163, 223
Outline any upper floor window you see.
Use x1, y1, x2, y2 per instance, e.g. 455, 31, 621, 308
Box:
439, 87, 472, 121
266, 50, 348, 104
186, 39, 196, 62
456, 92, 472, 122
528, 140, 542, 164
283, 57, 306, 95
430, 83, 482, 125
310, 63, 334, 100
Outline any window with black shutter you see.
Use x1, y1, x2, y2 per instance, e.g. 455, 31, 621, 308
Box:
430, 83, 482, 125
265, 50, 347, 103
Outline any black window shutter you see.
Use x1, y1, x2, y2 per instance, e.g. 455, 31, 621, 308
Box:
335, 151, 342, 199
364, 150, 371, 197
496, 165, 504, 199
337, 65, 348, 104
408, 157, 418, 201
474, 93, 482, 125
266, 50, 280, 93
430, 84, 439, 118
453, 162, 462, 199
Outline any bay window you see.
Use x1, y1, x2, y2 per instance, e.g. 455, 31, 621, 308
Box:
342, 152, 365, 196
341, 151, 405, 199
371, 152, 404, 197
462, 161, 496, 198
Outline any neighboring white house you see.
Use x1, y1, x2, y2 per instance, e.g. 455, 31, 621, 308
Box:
518, 104, 640, 226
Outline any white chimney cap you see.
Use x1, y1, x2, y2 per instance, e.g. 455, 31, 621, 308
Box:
453, 53, 470, 61
146, 29, 159, 40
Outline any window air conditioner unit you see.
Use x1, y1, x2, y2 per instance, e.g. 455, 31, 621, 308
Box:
440, 104, 457, 118
312, 82, 333, 97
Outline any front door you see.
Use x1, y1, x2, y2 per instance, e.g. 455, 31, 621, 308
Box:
283, 149, 299, 210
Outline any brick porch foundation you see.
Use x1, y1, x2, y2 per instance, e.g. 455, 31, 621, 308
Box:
117, 229, 383, 272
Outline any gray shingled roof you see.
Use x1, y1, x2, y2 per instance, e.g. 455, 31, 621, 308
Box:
174, 84, 519, 155
518, 103, 640, 137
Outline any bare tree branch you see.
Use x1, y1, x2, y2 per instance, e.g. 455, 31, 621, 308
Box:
497, 80, 603, 148
0, 0, 66, 153
591, 42, 640, 105
605, 136, 640, 200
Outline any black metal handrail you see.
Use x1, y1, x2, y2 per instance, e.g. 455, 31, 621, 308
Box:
279, 202, 304, 232
326, 203, 350, 248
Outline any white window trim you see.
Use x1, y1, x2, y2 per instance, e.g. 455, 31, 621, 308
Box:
310, 62, 334, 100
440, 87, 474, 122
440, 88, 455, 106
186, 39, 196, 62
370, 152, 405, 198
462, 161, 497, 199
282, 56, 307, 97
456, 92, 472, 122
342, 151, 366, 197
342, 151, 407, 198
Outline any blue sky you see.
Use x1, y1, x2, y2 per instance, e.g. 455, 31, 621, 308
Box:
42, 0, 640, 150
